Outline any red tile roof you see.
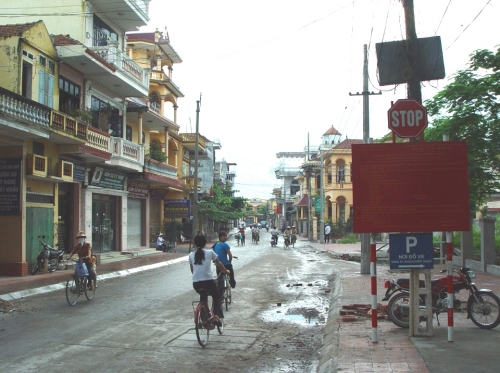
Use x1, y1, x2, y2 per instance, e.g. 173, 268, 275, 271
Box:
323, 126, 341, 136
335, 139, 363, 149
52, 34, 82, 46
0, 22, 38, 37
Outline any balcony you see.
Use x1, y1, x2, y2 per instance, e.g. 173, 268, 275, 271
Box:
0, 86, 50, 140
149, 70, 184, 97
143, 158, 183, 189
107, 137, 144, 172
90, 46, 149, 97
275, 166, 302, 179
90, 0, 149, 30
58, 126, 112, 162
180, 133, 206, 155
49, 110, 86, 144
56, 38, 148, 98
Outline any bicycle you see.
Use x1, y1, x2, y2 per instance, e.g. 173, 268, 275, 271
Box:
221, 272, 232, 311
192, 278, 224, 347
66, 258, 96, 306
284, 235, 291, 250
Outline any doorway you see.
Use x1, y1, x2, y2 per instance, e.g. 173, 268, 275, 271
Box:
92, 194, 116, 252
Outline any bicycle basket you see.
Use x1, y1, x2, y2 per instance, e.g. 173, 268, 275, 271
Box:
75, 262, 89, 278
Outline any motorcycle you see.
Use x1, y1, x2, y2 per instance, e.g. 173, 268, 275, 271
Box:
31, 238, 64, 275
383, 267, 500, 329
271, 234, 278, 247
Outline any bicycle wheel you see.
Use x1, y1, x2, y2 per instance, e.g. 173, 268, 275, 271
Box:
468, 291, 500, 329
85, 277, 96, 300
387, 292, 411, 328
195, 303, 210, 347
30, 260, 40, 275
66, 275, 79, 306
227, 286, 232, 305
217, 319, 224, 335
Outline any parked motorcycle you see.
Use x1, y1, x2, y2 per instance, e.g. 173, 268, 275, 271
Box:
31, 238, 64, 275
383, 267, 500, 329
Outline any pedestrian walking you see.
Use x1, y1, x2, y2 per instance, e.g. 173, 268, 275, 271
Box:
324, 224, 331, 243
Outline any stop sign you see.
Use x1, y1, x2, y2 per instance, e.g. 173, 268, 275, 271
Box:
388, 99, 428, 138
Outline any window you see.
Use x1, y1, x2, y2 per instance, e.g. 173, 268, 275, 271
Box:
337, 164, 345, 183
39, 55, 46, 67
22, 49, 34, 60
93, 15, 118, 47
126, 125, 132, 141
59, 77, 81, 114
48, 60, 55, 73
327, 173, 332, 184
32, 141, 44, 156
91, 96, 122, 136
22, 61, 33, 99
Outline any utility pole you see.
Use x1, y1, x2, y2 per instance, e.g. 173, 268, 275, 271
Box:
349, 44, 381, 274
192, 97, 201, 237
319, 146, 325, 243
403, 0, 421, 101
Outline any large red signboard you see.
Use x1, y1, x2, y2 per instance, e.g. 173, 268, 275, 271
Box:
352, 141, 469, 233
388, 99, 428, 138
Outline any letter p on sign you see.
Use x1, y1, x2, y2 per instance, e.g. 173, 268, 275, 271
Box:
406, 236, 417, 253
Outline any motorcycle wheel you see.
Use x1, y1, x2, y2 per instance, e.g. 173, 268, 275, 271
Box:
30, 260, 40, 275
468, 291, 500, 329
48, 260, 57, 273
387, 292, 411, 328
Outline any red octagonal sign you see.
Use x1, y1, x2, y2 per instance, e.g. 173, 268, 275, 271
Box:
388, 99, 428, 138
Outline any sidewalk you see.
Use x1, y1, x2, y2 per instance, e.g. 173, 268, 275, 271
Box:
0, 244, 192, 301
305, 237, 500, 373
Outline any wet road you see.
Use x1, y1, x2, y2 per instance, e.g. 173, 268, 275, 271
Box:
0, 229, 338, 373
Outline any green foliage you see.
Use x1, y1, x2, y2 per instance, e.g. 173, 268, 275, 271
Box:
451, 219, 500, 254
70, 108, 93, 123
337, 233, 359, 244
146, 142, 167, 163
257, 205, 267, 215
198, 183, 247, 225
424, 47, 500, 216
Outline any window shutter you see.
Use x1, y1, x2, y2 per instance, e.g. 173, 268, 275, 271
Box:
48, 74, 54, 108
38, 70, 46, 105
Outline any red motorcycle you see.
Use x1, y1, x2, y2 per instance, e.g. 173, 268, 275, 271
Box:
383, 267, 500, 329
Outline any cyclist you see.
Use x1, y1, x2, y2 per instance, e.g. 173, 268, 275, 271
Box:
189, 234, 230, 326
213, 231, 236, 288
68, 231, 97, 290
270, 226, 279, 245
291, 225, 297, 246
238, 225, 246, 246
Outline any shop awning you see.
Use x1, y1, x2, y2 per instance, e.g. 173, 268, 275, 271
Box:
293, 194, 309, 206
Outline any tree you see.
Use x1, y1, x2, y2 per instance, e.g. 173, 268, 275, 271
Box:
424, 47, 500, 216
198, 183, 247, 228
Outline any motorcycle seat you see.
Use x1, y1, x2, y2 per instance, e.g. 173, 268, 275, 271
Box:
396, 278, 441, 288
49, 249, 64, 258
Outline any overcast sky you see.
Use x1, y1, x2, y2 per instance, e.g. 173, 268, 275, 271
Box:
141, 0, 498, 199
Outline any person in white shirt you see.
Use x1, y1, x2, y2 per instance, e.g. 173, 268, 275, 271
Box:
189, 235, 230, 325
157, 233, 167, 251
324, 224, 331, 243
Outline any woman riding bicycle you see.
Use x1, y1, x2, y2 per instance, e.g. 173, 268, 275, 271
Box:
189, 235, 230, 326
68, 231, 97, 290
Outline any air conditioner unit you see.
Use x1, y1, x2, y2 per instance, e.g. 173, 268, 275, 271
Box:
55, 160, 74, 181
26, 154, 48, 177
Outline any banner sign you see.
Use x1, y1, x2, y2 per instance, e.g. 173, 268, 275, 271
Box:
164, 199, 190, 218
0, 158, 21, 215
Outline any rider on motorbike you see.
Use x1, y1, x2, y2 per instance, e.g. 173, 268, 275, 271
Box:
284, 226, 292, 246
290, 225, 297, 246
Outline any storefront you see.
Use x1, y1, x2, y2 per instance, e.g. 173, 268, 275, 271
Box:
126, 180, 148, 249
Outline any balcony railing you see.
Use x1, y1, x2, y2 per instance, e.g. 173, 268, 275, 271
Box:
144, 158, 178, 178
86, 126, 111, 153
91, 46, 148, 87
110, 137, 144, 164
50, 111, 87, 139
0, 88, 50, 127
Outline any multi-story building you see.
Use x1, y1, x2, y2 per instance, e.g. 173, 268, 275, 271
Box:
0, 2, 216, 276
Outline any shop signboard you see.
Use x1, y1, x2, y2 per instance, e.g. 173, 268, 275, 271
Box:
91, 167, 126, 190
0, 158, 21, 215
164, 199, 190, 218
127, 180, 149, 199
59, 156, 86, 182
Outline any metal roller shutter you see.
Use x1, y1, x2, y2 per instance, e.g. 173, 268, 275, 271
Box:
127, 198, 142, 248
